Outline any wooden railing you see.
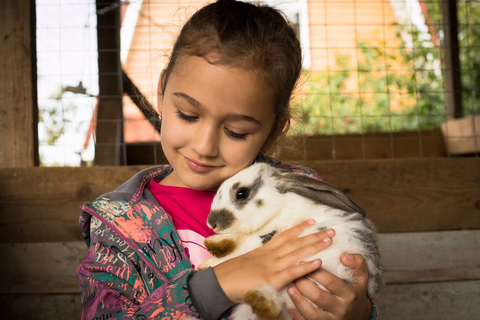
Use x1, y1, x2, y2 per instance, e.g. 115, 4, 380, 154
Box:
1, 158, 479, 318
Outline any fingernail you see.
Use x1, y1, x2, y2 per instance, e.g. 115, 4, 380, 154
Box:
344, 253, 353, 262
287, 287, 296, 295
325, 228, 334, 236
322, 236, 331, 243
312, 259, 321, 266
299, 260, 306, 264
288, 310, 295, 318
307, 219, 316, 225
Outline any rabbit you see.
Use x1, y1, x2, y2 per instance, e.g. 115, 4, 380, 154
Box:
197, 162, 383, 320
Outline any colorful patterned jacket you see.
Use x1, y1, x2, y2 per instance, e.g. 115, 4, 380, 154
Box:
77, 159, 322, 320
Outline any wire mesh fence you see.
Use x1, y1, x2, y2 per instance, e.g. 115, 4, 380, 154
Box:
35, 0, 480, 166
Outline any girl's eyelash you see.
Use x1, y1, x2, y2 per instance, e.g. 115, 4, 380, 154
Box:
175, 110, 197, 122
176, 109, 247, 140
225, 128, 247, 141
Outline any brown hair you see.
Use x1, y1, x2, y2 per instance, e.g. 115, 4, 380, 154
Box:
160, 0, 302, 138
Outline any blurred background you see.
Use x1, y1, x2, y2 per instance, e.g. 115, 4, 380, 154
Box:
35, 0, 480, 166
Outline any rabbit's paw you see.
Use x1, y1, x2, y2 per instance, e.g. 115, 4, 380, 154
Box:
243, 284, 288, 320
204, 234, 237, 258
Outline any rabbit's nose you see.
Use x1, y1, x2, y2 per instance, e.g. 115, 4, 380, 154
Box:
207, 208, 235, 231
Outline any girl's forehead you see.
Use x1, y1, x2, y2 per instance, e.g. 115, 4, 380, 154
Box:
167, 55, 276, 120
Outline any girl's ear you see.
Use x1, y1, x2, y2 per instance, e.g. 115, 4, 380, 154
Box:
261, 118, 288, 153
158, 69, 166, 94
157, 69, 166, 114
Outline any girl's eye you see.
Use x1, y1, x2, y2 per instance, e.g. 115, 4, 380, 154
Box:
225, 128, 247, 141
175, 110, 197, 122
236, 188, 250, 200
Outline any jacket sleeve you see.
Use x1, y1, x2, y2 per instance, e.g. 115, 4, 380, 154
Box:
77, 241, 202, 320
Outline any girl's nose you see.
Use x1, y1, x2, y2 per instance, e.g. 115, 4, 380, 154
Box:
191, 123, 219, 158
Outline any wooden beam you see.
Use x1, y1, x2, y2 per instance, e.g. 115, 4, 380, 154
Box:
378, 280, 480, 319
0, 159, 479, 243
0, 165, 145, 243
3, 281, 480, 319
1, 230, 479, 294
0, 241, 87, 294
95, 0, 124, 165
0, 294, 82, 319
2, 281, 479, 319
305, 158, 480, 233
0, 0, 37, 168
379, 230, 480, 284
441, 0, 463, 119
122, 70, 161, 135
281, 130, 446, 161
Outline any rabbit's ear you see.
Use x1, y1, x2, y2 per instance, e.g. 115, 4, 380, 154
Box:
276, 173, 365, 216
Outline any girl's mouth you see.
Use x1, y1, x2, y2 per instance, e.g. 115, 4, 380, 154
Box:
185, 156, 218, 173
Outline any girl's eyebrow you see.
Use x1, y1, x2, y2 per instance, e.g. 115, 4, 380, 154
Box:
173, 92, 201, 107
173, 92, 262, 125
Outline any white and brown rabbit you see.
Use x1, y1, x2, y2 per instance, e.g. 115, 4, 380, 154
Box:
198, 162, 383, 320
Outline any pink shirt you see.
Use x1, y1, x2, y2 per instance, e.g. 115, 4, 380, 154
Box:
147, 180, 216, 269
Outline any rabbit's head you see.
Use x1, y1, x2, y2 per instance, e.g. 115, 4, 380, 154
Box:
207, 163, 282, 234
207, 162, 365, 235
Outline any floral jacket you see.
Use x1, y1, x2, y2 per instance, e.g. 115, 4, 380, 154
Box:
77, 160, 322, 320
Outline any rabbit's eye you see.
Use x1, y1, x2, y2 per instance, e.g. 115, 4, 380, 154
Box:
236, 188, 250, 200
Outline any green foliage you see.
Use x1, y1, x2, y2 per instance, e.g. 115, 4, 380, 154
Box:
38, 86, 77, 146
295, 19, 447, 135
295, 1, 480, 136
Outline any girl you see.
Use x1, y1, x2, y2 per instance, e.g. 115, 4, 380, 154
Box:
77, 1, 376, 319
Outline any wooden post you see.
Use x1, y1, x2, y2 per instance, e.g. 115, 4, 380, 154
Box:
441, 0, 463, 119
95, 0, 124, 165
0, 0, 38, 168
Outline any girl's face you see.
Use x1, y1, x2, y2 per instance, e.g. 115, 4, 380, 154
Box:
158, 55, 277, 190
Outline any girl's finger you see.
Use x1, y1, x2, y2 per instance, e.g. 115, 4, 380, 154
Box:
340, 254, 369, 291
269, 257, 324, 290
293, 274, 336, 310
272, 227, 336, 259
287, 286, 330, 320
275, 235, 333, 269
287, 308, 304, 320
301, 267, 356, 315
266, 219, 317, 249
314, 254, 367, 300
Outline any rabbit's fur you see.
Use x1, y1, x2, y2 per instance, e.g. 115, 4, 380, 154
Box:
198, 162, 383, 320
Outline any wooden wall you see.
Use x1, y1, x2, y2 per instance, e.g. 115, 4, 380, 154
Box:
1, 158, 480, 318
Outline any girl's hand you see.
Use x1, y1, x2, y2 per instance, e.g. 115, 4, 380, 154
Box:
287, 254, 372, 320
212, 220, 335, 304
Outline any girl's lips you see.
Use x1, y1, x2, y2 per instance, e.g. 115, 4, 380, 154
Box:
185, 157, 218, 173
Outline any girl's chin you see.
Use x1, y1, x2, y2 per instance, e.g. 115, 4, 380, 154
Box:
180, 175, 221, 191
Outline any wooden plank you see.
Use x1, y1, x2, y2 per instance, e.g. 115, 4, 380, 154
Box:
379, 230, 480, 284
2, 230, 479, 294
378, 280, 480, 320
0, 159, 479, 243
0, 294, 82, 319
0, 166, 146, 243
305, 158, 480, 233
0, 0, 36, 168
0, 241, 87, 294
2, 281, 480, 319
280, 130, 446, 161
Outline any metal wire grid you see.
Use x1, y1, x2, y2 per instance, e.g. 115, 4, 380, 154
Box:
35, 0, 480, 166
